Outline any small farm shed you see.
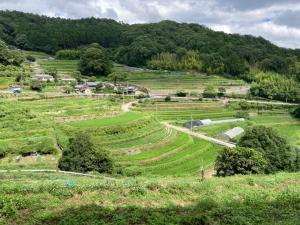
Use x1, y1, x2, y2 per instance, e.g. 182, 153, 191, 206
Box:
183, 119, 213, 128
86, 82, 100, 88
219, 127, 244, 141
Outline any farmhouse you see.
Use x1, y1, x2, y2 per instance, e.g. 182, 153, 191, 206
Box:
86, 82, 100, 89
219, 127, 245, 141
31, 74, 54, 82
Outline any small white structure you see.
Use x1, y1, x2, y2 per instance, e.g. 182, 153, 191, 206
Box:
183, 119, 213, 128
200, 119, 213, 125
61, 78, 76, 83
219, 127, 245, 141
31, 74, 54, 82
183, 118, 245, 128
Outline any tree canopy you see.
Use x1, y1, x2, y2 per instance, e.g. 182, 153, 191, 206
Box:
1, 10, 299, 78
58, 132, 114, 173
79, 46, 112, 76
215, 147, 267, 177
238, 126, 298, 173
0, 39, 24, 66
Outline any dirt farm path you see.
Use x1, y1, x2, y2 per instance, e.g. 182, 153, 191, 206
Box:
161, 122, 236, 148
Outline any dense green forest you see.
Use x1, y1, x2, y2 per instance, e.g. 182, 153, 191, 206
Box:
0, 10, 299, 73
1, 10, 300, 102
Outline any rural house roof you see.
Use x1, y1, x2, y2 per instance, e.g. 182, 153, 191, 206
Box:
221, 127, 244, 139
86, 82, 100, 87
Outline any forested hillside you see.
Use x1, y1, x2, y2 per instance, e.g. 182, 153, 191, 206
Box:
0, 11, 299, 74
1, 10, 300, 102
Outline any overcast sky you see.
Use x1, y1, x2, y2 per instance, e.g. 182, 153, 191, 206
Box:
1, 0, 299, 49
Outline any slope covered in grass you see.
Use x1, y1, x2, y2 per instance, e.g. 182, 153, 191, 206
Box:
0, 172, 299, 225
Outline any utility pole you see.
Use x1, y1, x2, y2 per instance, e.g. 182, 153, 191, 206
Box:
156, 104, 158, 121
123, 88, 125, 106
190, 112, 193, 132
200, 159, 205, 181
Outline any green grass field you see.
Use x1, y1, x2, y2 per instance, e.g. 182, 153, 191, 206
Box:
114, 64, 246, 95
134, 100, 235, 121
195, 111, 300, 146
0, 67, 299, 224
0, 77, 14, 88
22, 50, 50, 60
70, 112, 146, 128
0, 172, 299, 225
0, 96, 121, 169
39, 60, 79, 75
133, 99, 300, 147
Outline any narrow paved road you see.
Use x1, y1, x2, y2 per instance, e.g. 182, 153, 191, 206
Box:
161, 122, 236, 148
226, 98, 299, 106
150, 96, 299, 106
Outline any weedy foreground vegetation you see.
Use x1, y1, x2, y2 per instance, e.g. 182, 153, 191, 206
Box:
0, 172, 299, 225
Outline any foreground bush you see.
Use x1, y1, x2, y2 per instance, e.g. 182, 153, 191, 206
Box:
292, 107, 300, 118
30, 81, 44, 92
238, 126, 298, 173
215, 147, 267, 177
58, 132, 114, 173
175, 90, 187, 97
203, 86, 217, 98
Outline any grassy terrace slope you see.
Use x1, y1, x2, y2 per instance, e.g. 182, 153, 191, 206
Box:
0, 172, 299, 225
195, 111, 300, 146
133, 99, 300, 147
62, 112, 220, 175
115, 65, 246, 95
0, 96, 121, 169
0, 95, 220, 175
39, 60, 79, 75
133, 100, 234, 121
22, 50, 50, 60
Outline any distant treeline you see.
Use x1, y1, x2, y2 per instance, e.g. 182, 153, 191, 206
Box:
1, 11, 300, 78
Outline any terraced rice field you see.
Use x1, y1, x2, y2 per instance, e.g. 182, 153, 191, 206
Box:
133, 99, 300, 148
118, 69, 246, 95
60, 110, 221, 175
0, 77, 14, 88
0, 96, 121, 165
121, 69, 245, 90
195, 110, 300, 147
2, 93, 298, 175
22, 50, 50, 59
133, 100, 236, 121
120, 135, 221, 176
39, 60, 79, 75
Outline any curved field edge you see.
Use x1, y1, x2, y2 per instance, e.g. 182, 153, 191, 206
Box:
0, 172, 299, 225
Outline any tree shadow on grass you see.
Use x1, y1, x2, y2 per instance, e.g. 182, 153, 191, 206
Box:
32, 194, 300, 225
34, 204, 209, 225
